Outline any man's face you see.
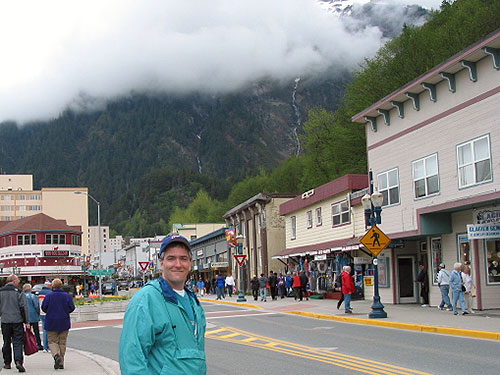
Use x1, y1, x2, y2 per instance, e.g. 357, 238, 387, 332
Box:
160, 245, 192, 289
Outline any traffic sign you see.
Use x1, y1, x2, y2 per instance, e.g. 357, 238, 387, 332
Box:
360, 225, 391, 257
139, 262, 149, 271
234, 254, 247, 267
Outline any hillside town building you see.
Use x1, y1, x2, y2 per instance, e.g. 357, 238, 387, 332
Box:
352, 28, 500, 308
223, 193, 296, 289
0, 174, 89, 253
276, 174, 373, 298
0, 213, 83, 282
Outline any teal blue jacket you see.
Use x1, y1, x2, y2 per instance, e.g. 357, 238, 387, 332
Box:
119, 278, 206, 375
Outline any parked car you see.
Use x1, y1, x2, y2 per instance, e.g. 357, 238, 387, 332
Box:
102, 282, 115, 295
118, 280, 129, 291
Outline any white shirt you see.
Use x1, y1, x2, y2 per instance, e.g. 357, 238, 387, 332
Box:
461, 272, 473, 292
225, 276, 235, 286
437, 269, 450, 285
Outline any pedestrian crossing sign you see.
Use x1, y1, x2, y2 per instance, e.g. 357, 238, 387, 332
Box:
360, 225, 391, 257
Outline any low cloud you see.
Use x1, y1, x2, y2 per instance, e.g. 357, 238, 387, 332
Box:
0, 0, 439, 123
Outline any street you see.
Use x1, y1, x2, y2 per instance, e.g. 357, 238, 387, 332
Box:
65, 301, 500, 375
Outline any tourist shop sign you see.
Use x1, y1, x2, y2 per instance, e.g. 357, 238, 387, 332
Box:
467, 223, 500, 239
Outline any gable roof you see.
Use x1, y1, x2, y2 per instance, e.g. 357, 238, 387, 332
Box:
0, 213, 81, 235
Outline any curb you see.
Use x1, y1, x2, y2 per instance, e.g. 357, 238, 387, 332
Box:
69, 348, 121, 375
199, 298, 263, 310
286, 311, 500, 341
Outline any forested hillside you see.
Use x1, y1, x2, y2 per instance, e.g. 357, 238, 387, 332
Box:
168, 0, 500, 234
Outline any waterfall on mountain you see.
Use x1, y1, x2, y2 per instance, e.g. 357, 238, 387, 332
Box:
291, 77, 302, 156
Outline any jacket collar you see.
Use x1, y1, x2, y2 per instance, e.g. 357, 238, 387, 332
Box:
1, 283, 19, 292
157, 277, 200, 306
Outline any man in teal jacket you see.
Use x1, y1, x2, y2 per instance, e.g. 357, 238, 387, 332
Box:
119, 234, 206, 375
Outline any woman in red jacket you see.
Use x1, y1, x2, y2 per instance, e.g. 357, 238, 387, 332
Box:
341, 266, 355, 313
292, 272, 302, 301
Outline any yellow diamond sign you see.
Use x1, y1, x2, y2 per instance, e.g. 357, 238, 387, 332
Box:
360, 225, 391, 257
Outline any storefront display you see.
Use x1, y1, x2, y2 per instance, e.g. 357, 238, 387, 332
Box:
485, 239, 500, 284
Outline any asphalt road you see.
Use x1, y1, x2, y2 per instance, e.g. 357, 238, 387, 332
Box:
67, 301, 500, 375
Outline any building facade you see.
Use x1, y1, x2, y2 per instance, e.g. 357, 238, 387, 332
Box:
190, 228, 231, 282
171, 223, 226, 241
0, 175, 89, 254
277, 175, 373, 296
0, 213, 83, 281
352, 29, 500, 308
223, 193, 296, 290
88, 225, 110, 255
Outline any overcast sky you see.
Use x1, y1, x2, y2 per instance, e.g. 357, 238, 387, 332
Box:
0, 0, 443, 124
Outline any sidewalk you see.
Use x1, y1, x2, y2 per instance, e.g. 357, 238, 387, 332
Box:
9, 348, 120, 375
199, 293, 500, 340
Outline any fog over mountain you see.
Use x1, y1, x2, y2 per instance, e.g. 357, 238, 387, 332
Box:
0, 0, 441, 124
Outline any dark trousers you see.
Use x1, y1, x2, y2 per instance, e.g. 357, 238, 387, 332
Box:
252, 288, 259, 300
1, 322, 24, 365
302, 286, 308, 300
294, 287, 302, 301
31, 321, 42, 348
270, 287, 277, 300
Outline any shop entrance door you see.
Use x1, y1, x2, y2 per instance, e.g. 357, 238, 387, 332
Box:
397, 256, 417, 303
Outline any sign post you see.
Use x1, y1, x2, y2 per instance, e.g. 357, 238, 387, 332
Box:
360, 224, 390, 319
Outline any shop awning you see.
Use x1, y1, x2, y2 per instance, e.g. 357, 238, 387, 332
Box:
273, 237, 361, 259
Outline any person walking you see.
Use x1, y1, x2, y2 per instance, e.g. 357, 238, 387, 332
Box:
250, 275, 260, 301
336, 272, 344, 310
225, 274, 235, 297
299, 271, 309, 301
436, 263, 452, 311
285, 272, 293, 297
0, 274, 30, 372
216, 274, 225, 300
205, 279, 211, 296
292, 272, 302, 301
41, 278, 76, 370
341, 266, 355, 314
23, 284, 43, 350
461, 265, 474, 314
258, 273, 268, 302
416, 263, 429, 307
449, 262, 468, 316
268, 271, 277, 300
119, 234, 206, 375
38, 280, 53, 352
196, 278, 205, 297
277, 273, 286, 299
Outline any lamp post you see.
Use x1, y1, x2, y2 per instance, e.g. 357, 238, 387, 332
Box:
74, 191, 102, 299
236, 234, 247, 302
362, 171, 387, 319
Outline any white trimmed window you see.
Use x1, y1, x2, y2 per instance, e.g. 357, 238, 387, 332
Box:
291, 216, 296, 239
316, 207, 322, 226
306, 211, 312, 228
457, 135, 492, 188
378, 168, 400, 207
332, 201, 350, 226
413, 153, 439, 198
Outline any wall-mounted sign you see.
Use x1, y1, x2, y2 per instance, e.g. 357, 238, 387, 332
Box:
197, 250, 203, 256
43, 250, 70, 257
314, 254, 327, 261
467, 223, 500, 239
211, 262, 229, 268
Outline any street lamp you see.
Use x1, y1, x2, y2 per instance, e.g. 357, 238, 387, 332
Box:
74, 191, 102, 299
362, 173, 387, 319
236, 234, 247, 302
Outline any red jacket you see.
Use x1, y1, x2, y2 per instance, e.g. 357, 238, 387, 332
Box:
341, 272, 355, 294
292, 275, 301, 288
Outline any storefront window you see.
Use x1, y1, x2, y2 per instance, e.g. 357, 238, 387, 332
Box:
485, 239, 500, 284
431, 237, 442, 285
457, 234, 470, 265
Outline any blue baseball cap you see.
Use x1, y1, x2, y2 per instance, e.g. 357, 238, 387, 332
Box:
158, 234, 191, 258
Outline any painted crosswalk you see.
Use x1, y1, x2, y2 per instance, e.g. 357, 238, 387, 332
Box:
205, 326, 433, 375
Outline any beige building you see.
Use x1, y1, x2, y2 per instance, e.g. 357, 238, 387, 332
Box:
0, 175, 89, 254
352, 30, 500, 308
223, 193, 296, 289
88, 225, 110, 255
172, 223, 226, 241
276, 175, 371, 295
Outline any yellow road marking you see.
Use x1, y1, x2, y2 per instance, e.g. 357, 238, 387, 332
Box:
206, 327, 432, 375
